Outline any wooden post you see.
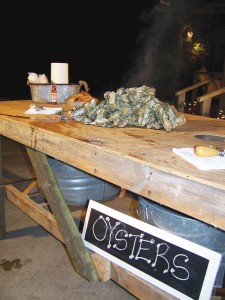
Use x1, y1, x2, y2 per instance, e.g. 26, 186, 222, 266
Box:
0, 186, 6, 240
0, 135, 2, 186
175, 78, 210, 113
218, 57, 225, 113
200, 97, 212, 117
0, 135, 6, 239
191, 72, 199, 102
176, 93, 185, 112
26, 147, 99, 282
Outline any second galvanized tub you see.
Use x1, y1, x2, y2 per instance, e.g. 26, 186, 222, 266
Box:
47, 157, 121, 209
137, 196, 225, 288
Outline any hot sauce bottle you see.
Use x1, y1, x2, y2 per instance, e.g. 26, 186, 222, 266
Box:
51, 81, 57, 104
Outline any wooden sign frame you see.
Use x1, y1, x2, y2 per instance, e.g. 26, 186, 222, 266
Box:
82, 200, 222, 300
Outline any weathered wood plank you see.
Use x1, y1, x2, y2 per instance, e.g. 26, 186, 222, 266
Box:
0, 101, 225, 188
176, 92, 185, 112
1, 103, 225, 231
90, 252, 111, 282
22, 180, 38, 195
118, 188, 127, 198
211, 287, 225, 299
197, 87, 225, 102
0, 134, 6, 239
25, 147, 99, 282
0, 135, 2, 185
91, 253, 179, 299
110, 263, 177, 300
0, 186, 6, 240
6, 184, 63, 242
175, 78, 211, 96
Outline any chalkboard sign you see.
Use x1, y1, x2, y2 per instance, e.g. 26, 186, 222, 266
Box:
82, 200, 222, 300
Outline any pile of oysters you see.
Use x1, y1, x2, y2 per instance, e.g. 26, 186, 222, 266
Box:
71, 85, 186, 131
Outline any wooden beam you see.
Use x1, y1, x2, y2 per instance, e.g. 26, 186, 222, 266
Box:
25, 147, 99, 282
118, 188, 127, 198
110, 263, 176, 300
175, 78, 210, 96
90, 253, 178, 299
0, 186, 6, 240
0, 135, 6, 240
176, 93, 185, 112
90, 252, 111, 282
197, 87, 225, 102
6, 184, 64, 242
22, 180, 38, 195
200, 97, 212, 117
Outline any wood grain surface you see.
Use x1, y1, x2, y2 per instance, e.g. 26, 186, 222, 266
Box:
1, 100, 225, 230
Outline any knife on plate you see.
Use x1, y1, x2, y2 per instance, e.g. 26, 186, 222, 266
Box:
194, 145, 225, 157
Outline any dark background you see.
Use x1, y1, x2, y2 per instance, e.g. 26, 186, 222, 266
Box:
0, 0, 224, 103
0, 1, 155, 100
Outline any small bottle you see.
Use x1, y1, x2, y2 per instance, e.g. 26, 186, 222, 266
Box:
51, 81, 57, 104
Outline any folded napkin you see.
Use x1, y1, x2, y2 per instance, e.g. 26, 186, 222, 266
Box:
172, 148, 225, 170
25, 105, 62, 115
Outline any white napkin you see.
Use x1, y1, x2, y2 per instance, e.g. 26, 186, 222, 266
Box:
172, 148, 225, 170
25, 105, 62, 115
28, 72, 49, 83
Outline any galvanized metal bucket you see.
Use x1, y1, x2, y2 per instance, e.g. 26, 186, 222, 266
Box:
137, 196, 225, 288
28, 80, 89, 103
47, 157, 121, 210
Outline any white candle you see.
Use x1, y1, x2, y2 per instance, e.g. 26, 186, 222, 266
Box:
51, 63, 69, 84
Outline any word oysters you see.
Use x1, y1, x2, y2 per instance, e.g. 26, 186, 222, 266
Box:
72, 86, 186, 131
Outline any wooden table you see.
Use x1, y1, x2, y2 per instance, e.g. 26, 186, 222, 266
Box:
1, 100, 225, 299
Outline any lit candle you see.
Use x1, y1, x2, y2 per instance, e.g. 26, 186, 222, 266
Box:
51, 63, 69, 84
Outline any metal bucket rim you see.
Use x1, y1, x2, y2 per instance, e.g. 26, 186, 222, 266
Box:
138, 197, 197, 222
28, 83, 81, 86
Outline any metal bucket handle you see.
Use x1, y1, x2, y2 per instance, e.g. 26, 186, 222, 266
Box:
78, 80, 89, 92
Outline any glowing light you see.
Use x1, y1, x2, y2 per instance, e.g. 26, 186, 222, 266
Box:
191, 42, 206, 56
193, 43, 201, 51
187, 31, 193, 42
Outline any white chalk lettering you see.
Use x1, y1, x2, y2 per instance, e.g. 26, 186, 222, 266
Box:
92, 215, 107, 241
152, 243, 170, 273
128, 233, 144, 259
105, 217, 121, 249
113, 229, 128, 250
135, 238, 155, 264
171, 254, 190, 281
91, 214, 192, 283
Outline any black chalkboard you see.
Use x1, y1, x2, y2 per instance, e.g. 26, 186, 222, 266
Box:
82, 200, 222, 300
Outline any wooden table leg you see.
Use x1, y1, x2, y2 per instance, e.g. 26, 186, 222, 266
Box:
0, 135, 6, 239
26, 147, 99, 282
0, 186, 6, 240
